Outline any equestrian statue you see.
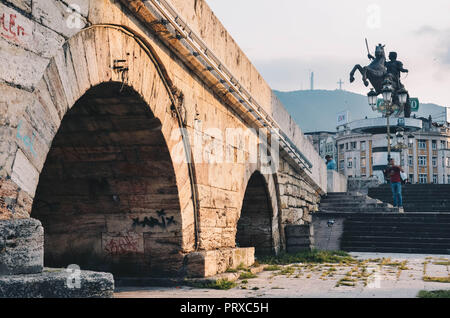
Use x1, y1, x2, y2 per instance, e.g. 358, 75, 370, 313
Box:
350, 41, 411, 118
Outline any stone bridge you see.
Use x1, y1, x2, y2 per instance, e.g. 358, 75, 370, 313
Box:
0, 0, 328, 278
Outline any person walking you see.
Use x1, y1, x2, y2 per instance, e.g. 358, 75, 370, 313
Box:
386, 158, 404, 213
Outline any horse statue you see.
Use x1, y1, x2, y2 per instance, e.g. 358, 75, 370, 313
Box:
350, 43, 387, 94
349, 44, 412, 117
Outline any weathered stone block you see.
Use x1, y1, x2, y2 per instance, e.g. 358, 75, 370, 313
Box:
285, 224, 313, 237
31, 0, 88, 38
285, 224, 313, 254
0, 268, 114, 298
10, 149, 39, 198
5, 0, 32, 14
185, 248, 254, 278
0, 218, 43, 275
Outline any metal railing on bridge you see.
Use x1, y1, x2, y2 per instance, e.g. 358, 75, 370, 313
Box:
145, 0, 313, 173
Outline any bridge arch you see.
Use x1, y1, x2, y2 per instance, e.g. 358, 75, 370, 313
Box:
236, 169, 281, 256
25, 25, 197, 276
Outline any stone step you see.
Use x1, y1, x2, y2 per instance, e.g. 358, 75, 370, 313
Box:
367, 200, 450, 204
341, 240, 450, 249
319, 203, 390, 208
345, 217, 450, 223
373, 185, 450, 188
344, 223, 450, 231
369, 194, 450, 199
319, 208, 399, 213
321, 197, 371, 203
343, 231, 450, 238
341, 234, 450, 242
369, 194, 450, 198
341, 246, 450, 255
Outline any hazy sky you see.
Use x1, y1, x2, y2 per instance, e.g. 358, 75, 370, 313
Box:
206, 0, 450, 107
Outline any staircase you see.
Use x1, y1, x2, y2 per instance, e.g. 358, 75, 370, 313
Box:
319, 192, 399, 213
368, 184, 450, 212
340, 213, 450, 254
316, 190, 450, 255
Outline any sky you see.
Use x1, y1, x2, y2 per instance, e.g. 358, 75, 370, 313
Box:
206, 0, 450, 107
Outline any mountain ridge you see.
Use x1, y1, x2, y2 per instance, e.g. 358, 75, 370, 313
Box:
274, 89, 447, 133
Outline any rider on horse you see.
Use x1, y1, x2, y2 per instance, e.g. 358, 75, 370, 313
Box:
385, 52, 409, 89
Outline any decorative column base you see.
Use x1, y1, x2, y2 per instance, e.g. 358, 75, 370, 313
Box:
0, 218, 44, 275
0, 218, 114, 298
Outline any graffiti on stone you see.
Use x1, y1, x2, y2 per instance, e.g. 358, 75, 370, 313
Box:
0, 12, 27, 42
103, 232, 143, 256
131, 209, 177, 230
16, 120, 36, 157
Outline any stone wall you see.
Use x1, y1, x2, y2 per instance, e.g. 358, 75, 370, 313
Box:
347, 177, 382, 195
327, 170, 348, 193
311, 214, 345, 251
278, 159, 321, 250
285, 224, 314, 253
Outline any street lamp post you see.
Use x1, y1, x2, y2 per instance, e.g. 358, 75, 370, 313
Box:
367, 83, 409, 163
382, 85, 394, 161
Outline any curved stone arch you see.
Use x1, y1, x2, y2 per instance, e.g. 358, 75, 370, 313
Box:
236, 167, 281, 255
11, 25, 197, 264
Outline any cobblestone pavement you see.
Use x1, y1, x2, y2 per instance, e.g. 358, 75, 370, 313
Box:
114, 253, 450, 298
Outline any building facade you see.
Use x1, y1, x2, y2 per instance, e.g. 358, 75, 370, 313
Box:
308, 116, 450, 184
305, 131, 338, 163
337, 117, 450, 183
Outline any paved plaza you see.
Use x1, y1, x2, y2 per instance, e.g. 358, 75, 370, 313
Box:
115, 253, 450, 298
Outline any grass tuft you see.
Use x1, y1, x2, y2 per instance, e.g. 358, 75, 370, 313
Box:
188, 279, 237, 290
239, 272, 257, 280
264, 265, 282, 271
257, 250, 355, 265
423, 276, 450, 283
418, 290, 450, 298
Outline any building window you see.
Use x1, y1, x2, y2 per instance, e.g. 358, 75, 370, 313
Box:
361, 158, 366, 168
346, 143, 349, 150
433, 174, 438, 184
361, 141, 366, 151
339, 160, 345, 171
441, 141, 446, 149
419, 174, 428, 184
408, 156, 413, 166
418, 156, 427, 167
326, 143, 333, 153
347, 158, 353, 168
432, 157, 438, 167
432, 140, 437, 150
418, 140, 427, 150
409, 174, 414, 183
447, 157, 450, 168
351, 142, 357, 150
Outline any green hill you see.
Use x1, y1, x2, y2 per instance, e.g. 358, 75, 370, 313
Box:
274, 89, 447, 133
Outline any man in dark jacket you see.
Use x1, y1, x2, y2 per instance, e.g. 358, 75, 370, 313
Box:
385, 158, 405, 213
